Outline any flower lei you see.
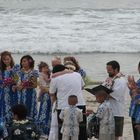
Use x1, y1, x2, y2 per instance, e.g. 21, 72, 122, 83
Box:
13, 119, 29, 124
102, 72, 125, 89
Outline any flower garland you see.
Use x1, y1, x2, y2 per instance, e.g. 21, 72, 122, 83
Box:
13, 119, 29, 124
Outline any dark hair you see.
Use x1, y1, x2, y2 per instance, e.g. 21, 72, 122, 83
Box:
52, 64, 65, 73
68, 95, 77, 99
0, 51, 15, 72
38, 61, 50, 78
38, 61, 49, 72
11, 104, 27, 120
106, 60, 120, 72
138, 62, 140, 67
64, 56, 80, 71
20, 55, 34, 69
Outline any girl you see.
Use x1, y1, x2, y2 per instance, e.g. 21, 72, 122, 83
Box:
37, 61, 51, 138
18, 55, 38, 121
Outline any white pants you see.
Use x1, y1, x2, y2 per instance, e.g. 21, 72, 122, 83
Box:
62, 135, 78, 140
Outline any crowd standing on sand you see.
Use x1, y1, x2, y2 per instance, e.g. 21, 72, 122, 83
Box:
0, 50, 140, 140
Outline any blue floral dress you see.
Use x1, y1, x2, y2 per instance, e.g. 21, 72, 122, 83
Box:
129, 79, 140, 123
37, 73, 51, 136
19, 69, 38, 121
2, 64, 20, 122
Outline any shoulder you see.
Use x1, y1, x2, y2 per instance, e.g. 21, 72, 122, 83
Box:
114, 76, 127, 86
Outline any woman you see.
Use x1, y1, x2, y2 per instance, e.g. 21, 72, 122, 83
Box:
63, 56, 86, 78
0, 51, 20, 121
128, 62, 140, 140
18, 55, 38, 121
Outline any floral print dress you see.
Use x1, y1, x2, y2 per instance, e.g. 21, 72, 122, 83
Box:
37, 73, 51, 136
2, 64, 20, 122
19, 69, 38, 121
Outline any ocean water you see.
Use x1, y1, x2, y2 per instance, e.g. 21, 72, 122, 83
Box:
0, 0, 140, 53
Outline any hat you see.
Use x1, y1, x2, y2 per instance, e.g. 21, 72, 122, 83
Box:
85, 85, 113, 95
52, 64, 66, 73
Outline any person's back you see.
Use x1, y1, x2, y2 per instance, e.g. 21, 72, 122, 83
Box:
59, 95, 83, 140
6, 104, 40, 140
50, 72, 85, 109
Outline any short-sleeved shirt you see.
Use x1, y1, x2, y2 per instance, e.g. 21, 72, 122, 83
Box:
49, 72, 85, 109
109, 77, 127, 117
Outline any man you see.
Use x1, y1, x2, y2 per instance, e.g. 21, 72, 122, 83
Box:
49, 64, 87, 140
103, 60, 128, 140
51, 56, 62, 68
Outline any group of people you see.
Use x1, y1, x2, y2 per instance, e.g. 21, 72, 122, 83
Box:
0, 50, 140, 140
0, 51, 87, 140
86, 61, 140, 140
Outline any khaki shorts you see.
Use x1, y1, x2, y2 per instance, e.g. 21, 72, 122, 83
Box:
114, 116, 124, 137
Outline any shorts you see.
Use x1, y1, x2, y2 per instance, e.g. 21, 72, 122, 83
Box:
114, 116, 124, 137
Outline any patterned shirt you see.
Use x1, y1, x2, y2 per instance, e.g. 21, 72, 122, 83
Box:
59, 106, 83, 136
96, 100, 114, 134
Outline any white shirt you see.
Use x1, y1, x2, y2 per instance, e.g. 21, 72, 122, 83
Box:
49, 72, 86, 109
109, 77, 127, 117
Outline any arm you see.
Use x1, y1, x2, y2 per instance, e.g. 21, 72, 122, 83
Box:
49, 78, 57, 104
51, 69, 73, 78
59, 110, 65, 120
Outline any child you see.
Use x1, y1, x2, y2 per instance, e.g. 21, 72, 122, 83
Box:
59, 95, 83, 140
37, 62, 51, 138
85, 85, 115, 140
37, 61, 51, 101
6, 104, 40, 140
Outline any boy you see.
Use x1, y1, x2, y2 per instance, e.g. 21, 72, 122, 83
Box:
6, 104, 40, 140
85, 85, 115, 140
59, 95, 83, 140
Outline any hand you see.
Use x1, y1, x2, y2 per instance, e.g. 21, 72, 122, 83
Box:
12, 85, 17, 92
135, 125, 140, 133
40, 86, 49, 93
127, 75, 137, 90
17, 84, 23, 90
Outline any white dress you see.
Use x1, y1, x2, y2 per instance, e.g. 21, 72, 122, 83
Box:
48, 101, 58, 140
